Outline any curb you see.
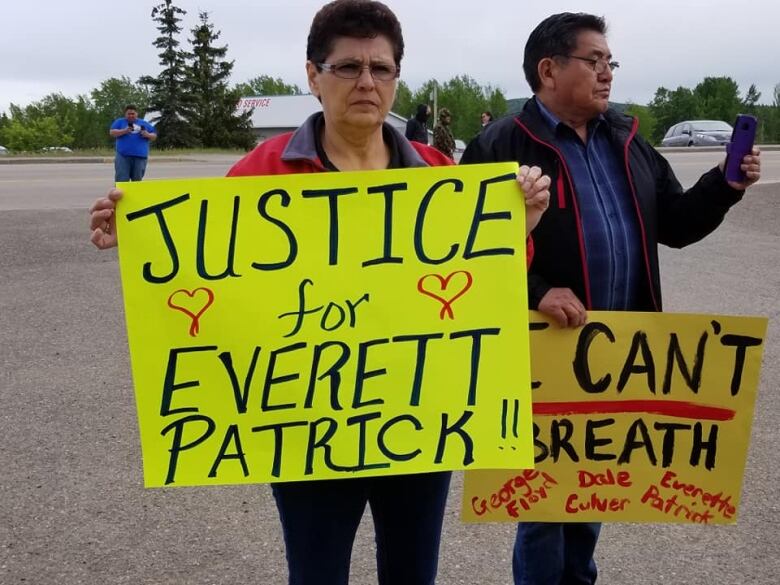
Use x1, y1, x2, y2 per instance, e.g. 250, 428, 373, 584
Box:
1, 147, 777, 165
657, 145, 780, 153
0, 156, 199, 165
0, 157, 114, 165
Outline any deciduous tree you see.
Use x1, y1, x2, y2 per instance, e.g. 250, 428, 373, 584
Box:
2, 117, 71, 151
235, 75, 303, 97
693, 76, 741, 123
410, 76, 508, 141
648, 86, 699, 144
625, 103, 657, 144
392, 80, 414, 119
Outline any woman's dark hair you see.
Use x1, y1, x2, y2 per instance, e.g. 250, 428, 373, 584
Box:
482, 111, 493, 121
523, 12, 607, 92
307, 0, 404, 66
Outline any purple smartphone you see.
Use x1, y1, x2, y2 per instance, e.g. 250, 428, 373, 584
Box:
725, 114, 757, 182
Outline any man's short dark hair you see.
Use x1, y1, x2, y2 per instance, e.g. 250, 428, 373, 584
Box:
523, 13, 607, 92
307, 0, 404, 67
124, 105, 137, 113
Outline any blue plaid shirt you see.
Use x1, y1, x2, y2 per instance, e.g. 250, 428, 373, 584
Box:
536, 99, 642, 310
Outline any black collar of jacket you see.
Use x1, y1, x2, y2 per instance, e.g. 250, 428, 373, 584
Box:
517, 96, 636, 146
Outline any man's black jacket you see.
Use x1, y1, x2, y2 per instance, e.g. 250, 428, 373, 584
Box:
461, 98, 744, 311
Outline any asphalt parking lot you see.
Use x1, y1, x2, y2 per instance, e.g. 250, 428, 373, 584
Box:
1, 153, 778, 584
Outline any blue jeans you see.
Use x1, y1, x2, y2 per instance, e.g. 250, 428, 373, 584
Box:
513, 522, 601, 585
114, 153, 148, 182
272, 471, 452, 585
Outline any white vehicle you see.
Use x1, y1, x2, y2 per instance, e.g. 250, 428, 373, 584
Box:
0, 145, 9, 155
661, 120, 733, 147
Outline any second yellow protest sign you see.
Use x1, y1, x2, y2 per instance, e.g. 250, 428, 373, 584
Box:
116, 163, 536, 487
463, 311, 767, 524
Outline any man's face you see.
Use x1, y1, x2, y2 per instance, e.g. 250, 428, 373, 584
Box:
552, 30, 613, 119
125, 109, 138, 123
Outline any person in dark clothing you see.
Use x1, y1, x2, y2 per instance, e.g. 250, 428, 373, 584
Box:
405, 103, 430, 143
461, 11, 761, 585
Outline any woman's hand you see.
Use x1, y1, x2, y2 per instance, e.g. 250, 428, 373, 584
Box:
517, 165, 551, 236
89, 189, 123, 249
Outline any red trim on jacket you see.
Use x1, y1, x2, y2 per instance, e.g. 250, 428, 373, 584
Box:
555, 161, 566, 209
513, 118, 593, 310
622, 117, 660, 311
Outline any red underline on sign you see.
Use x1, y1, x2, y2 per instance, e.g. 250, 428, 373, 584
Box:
532, 400, 736, 421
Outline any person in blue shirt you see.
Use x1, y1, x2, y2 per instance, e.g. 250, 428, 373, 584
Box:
109, 105, 157, 182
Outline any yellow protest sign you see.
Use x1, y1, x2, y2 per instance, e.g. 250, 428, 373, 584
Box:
463, 311, 767, 524
116, 163, 536, 487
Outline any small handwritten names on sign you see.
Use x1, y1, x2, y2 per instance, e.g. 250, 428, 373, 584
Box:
462, 311, 766, 525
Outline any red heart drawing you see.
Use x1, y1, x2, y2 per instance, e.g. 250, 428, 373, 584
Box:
417, 271, 473, 320
167, 287, 215, 337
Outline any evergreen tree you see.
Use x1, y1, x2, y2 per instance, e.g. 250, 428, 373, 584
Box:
183, 11, 254, 149
140, 0, 196, 148
742, 84, 761, 111
0, 113, 9, 144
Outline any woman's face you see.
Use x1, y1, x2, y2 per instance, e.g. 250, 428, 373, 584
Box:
307, 34, 398, 135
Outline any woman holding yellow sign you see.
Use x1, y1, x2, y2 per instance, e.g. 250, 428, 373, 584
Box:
89, 1, 551, 583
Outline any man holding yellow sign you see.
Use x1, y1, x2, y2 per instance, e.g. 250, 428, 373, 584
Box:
461, 11, 762, 585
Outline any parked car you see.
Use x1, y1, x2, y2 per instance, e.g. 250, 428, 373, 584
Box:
41, 146, 74, 153
0, 145, 9, 155
661, 120, 733, 147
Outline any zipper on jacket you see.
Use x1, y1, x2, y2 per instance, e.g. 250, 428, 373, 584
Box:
513, 118, 593, 309
622, 117, 661, 311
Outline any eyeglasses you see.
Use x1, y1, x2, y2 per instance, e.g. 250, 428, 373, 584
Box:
560, 55, 620, 74
317, 61, 400, 81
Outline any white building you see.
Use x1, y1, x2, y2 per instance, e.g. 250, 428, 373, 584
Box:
237, 94, 416, 142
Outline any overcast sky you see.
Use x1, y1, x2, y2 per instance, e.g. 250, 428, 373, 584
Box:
2, 0, 778, 115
